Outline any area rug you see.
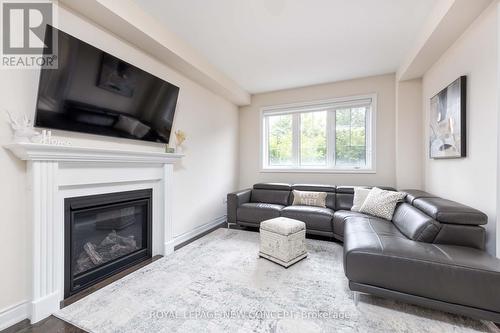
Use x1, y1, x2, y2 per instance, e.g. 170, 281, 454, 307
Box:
56, 228, 495, 333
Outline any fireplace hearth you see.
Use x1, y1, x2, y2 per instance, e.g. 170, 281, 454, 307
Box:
64, 189, 152, 298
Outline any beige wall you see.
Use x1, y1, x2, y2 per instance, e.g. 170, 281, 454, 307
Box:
395, 79, 423, 189
0, 6, 239, 311
238, 74, 396, 188
422, 2, 498, 255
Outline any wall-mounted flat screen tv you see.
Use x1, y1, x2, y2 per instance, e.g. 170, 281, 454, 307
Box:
35, 26, 179, 144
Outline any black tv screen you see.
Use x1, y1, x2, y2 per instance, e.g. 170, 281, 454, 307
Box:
35, 26, 179, 144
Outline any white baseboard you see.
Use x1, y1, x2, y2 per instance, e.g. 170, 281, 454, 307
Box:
0, 300, 30, 330
31, 291, 60, 324
164, 241, 175, 256
164, 216, 226, 254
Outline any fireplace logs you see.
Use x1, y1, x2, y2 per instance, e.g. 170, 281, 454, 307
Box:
75, 231, 138, 274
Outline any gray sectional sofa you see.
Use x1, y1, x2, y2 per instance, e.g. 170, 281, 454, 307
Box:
227, 183, 500, 323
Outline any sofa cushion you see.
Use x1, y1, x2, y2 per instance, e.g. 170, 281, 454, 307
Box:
392, 203, 441, 243
237, 203, 284, 223
281, 205, 334, 232
291, 190, 327, 207
335, 186, 394, 210
344, 217, 500, 314
251, 189, 290, 206
344, 215, 407, 240
291, 184, 336, 209
413, 197, 487, 225
359, 188, 406, 221
332, 210, 370, 240
351, 187, 371, 212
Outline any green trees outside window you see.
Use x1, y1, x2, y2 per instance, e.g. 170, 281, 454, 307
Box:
268, 114, 293, 165
335, 107, 366, 167
300, 111, 327, 166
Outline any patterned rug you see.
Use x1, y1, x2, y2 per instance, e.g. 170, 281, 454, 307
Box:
56, 228, 495, 332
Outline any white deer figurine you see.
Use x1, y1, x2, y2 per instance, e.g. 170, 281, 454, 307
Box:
5, 110, 40, 143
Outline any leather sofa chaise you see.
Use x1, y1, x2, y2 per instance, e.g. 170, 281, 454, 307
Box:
227, 183, 500, 323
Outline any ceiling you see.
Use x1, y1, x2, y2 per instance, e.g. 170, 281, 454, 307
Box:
133, 0, 438, 94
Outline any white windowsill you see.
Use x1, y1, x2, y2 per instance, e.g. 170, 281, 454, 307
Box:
260, 168, 376, 174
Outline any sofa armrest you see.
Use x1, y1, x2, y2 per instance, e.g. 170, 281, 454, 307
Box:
227, 189, 252, 223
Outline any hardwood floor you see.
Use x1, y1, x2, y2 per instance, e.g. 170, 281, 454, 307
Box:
0, 317, 85, 333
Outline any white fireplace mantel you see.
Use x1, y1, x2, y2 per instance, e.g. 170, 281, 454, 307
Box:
4, 142, 184, 163
4, 142, 183, 323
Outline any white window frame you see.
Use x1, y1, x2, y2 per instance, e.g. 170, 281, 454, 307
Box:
260, 94, 377, 173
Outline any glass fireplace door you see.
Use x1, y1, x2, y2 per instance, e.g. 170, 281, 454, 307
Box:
65, 189, 152, 297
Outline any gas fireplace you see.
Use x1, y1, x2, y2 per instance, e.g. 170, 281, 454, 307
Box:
64, 189, 152, 297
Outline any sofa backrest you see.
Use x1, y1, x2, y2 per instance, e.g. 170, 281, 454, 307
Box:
251, 183, 291, 206
291, 184, 336, 209
335, 186, 355, 211
402, 189, 437, 205
432, 223, 486, 250
412, 197, 488, 226
401, 189, 488, 249
392, 203, 441, 242
244, 183, 488, 249
400, 189, 488, 226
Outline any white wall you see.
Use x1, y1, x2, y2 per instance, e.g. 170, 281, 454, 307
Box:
238, 74, 396, 188
395, 79, 423, 189
422, 2, 498, 255
0, 5, 239, 312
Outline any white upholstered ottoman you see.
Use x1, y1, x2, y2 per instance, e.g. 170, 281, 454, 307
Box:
259, 217, 307, 268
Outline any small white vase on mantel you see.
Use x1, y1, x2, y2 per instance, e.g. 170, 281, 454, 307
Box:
174, 130, 186, 154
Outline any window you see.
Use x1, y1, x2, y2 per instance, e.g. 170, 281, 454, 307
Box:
262, 95, 375, 172
268, 114, 293, 166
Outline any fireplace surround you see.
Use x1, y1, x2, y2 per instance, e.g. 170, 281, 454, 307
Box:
5, 142, 183, 323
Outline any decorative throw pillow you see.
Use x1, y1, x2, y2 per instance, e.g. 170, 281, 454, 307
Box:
292, 190, 327, 208
351, 187, 371, 212
359, 187, 406, 220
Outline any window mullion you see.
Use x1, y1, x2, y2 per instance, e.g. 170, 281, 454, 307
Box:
264, 116, 269, 168
333, 109, 338, 168
366, 106, 372, 169
293, 113, 300, 167
327, 110, 335, 169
